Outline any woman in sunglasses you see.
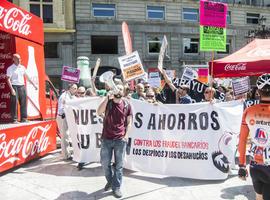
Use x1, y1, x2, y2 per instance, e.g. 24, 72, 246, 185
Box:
202, 87, 218, 103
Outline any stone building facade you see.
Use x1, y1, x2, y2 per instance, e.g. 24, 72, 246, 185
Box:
75, 0, 270, 77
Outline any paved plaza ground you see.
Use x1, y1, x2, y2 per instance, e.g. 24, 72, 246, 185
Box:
0, 150, 254, 200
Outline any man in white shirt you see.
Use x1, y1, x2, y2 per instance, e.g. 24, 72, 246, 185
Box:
56, 83, 77, 160
6, 54, 37, 123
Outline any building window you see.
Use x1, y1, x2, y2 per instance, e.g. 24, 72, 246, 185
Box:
227, 11, 231, 24
44, 42, 59, 58
147, 6, 165, 20
246, 13, 260, 24
29, 0, 53, 23
217, 40, 231, 54
91, 36, 118, 54
183, 38, 199, 54
92, 3, 116, 18
183, 8, 199, 22
148, 36, 162, 54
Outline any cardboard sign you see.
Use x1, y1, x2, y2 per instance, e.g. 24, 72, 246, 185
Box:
157, 35, 168, 72
200, 0, 227, 28
181, 67, 198, 80
118, 51, 145, 81
61, 66, 80, 83
232, 76, 250, 96
200, 26, 226, 51
148, 71, 161, 87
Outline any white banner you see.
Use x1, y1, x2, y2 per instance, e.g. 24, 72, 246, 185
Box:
157, 35, 168, 72
65, 98, 243, 180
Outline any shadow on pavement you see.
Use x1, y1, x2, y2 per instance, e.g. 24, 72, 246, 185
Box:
220, 185, 255, 200
54, 189, 112, 200
124, 168, 225, 187
54, 187, 167, 200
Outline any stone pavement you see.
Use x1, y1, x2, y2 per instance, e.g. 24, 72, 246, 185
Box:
0, 150, 254, 200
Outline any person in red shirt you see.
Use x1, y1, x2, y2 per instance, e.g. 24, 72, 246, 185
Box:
238, 73, 270, 200
97, 84, 133, 198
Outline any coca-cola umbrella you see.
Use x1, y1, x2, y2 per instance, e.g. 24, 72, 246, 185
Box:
209, 39, 270, 78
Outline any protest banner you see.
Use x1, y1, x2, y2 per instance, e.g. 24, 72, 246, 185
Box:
200, 26, 226, 52
172, 77, 225, 102
65, 98, 243, 180
232, 77, 250, 96
200, 0, 227, 28
118, 51, 145, 81
157, 35, 168, 72
61, 66, 80, 83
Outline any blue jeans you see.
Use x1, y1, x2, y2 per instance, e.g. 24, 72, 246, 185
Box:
100, 138, 127, 191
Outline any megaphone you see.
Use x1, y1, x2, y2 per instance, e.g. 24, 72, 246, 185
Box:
99, 71, 119, 94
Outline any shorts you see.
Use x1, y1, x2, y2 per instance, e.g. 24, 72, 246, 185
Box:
250, 162, 270, 199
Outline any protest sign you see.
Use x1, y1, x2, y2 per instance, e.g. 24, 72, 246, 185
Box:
200, 0, 227, 28
65, 98, 243, 180
61, 66, 80, 83
118, 51, 145, 81
232, 77, 250, 96
198, 68, 209, 84
148, 71, 161, 87
181, 67, 198, 80
200, 26, 226, 52
92, 58, 101, 78
157, 35, 168, 72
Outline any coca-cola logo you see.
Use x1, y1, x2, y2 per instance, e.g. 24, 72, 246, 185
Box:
0, 53, 11, 59
0, 124, 51, 166
0, 63, 4, 69
224, 63, 247, 71
1, 92, 10, 99
0, 102, 7, 109
0, 82, 5, 89
0, 33, 10, 40
246, 47, 270, 57
1, 112, 11, 119
0, 73, 6, 79
0, 6, 32, 36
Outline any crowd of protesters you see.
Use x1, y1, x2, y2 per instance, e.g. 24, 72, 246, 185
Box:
56, 69, 265, 199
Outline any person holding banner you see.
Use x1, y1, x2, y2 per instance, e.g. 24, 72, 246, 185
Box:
238, 73, 270, 200
97, 84, 133, 198
57, 83, 77, 160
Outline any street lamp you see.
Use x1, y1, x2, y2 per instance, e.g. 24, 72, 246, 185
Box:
247, 15, 270, 41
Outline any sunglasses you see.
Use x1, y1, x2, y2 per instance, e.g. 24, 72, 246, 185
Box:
204, 91, 210, 94
146, 95, 155, 98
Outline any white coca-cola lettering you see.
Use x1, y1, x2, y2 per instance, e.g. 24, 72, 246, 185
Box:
1, 92, 10, 99
0, 124, 51, 164
246, 47, 270, 57
0, 6, 32, 36
0, 33, 10, 40
224, 63, 247, 71
0, 43, 4, 49
0, 53, 11, 59
0, 73, 6, 79
1, 112, 11, 119
0, 102, 7, 109
0, 63, 5, 69
0, 82, 5, 89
